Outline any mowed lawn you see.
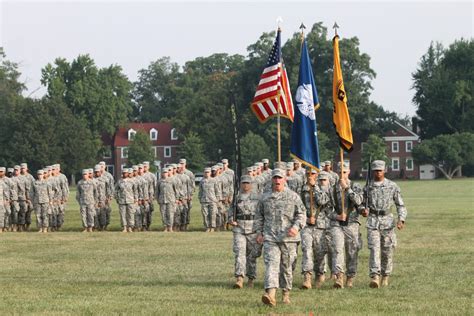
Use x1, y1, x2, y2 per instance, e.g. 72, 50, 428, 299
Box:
0, 179, 473, 315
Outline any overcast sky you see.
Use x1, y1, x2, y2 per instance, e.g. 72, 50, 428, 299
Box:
1, 0, 472, 116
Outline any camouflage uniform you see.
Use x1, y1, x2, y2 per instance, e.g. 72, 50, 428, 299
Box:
31, 175, 53, 228
103, 170, 115, 227
0, 175, 8, 229
254, 186, 306, 291
95, 174, 109, 229
142, 169, 156, 229
5, 176, 18, 229
49, 174, 61, 229
115, 175, 138, 229
76, 177, 97, 228
57, 171, 69, 229
329, 180, 364, 278
22, 172, 36, 227
183, 168, 195, 226
156, 175, 177, 227
363, 178, 407, 278
228, 188, 262, 280
214, 173, 226, 228
198, 176, 218, 229
16, 173, 29, 228
176, 172, 190, 228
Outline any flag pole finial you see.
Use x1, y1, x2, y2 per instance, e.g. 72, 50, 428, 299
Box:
299, 23, 306, 42
333, 22, 339, 36
276, 16, 283, 31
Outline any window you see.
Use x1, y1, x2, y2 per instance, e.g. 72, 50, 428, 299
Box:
128, 128, 136, 141
406, 141, 413, 152
121, 147, 128, 158
150, 128, 158, 141
103, 147, 112, 159
171, 128, 178, 140
392, 141, 399, 153
106, 165, 114, 175
392, 158, 399, 171
406, 158, 414, 171
164, 146, 172, 158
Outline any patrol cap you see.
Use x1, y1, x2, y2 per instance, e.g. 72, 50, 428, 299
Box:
179, 158, 186, 164
88, 168, 94, 174
318, 171, 330, 180
51, 165, 57, 170
20, 163, 28, 169
286, 163, 293, 171
82, 169, 89, 175
7, 167, 13, 173
99, 161, 106, 166
221, 158, 228, 164
273, 161, 286, 171
128, 168, 134, 173
241, 175, 252, 183
122, 168, 129, 173
262, 159, 269, 164
272, 168, 286, 178
204, 167, 211, 173
47, 166, 52, 171
132, 165, 138, 170
371, 160, 386, 171
14, 165, 21, 170
323, 161, 331, 166
255, 162, 263, 167
37, 169, 44, 175
143, 161, 150, 166
337, 161, 350, 171
211, 166, 218, 171
217, 163, 223, 169
56, 164, 61, 169
171, 164, 178, 169
94, 165, 101, 172
246, 167, 253, 173
292, 158, 300, 164
53, 164, 60, 169
310, 169, 318, 174
138, 164, 144, 169
0, 167, 5, 172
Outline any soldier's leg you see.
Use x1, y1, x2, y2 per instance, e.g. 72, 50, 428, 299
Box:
88, 205, 96, 228
41, 204, 49, 229
4, 204, 11, 229
18, 201, 27, 226
147, 201, 154, 229
215, 202, 222, 228
344, 224, 361, 278
246, 233, 263, 280
313, 228, 327, 276
101, 206, 108, 229
233, 232, 247, 277
201, 203, 209, 229
57, 203, 65, 229
11, 201, 19, 230
173, 204, 181, 230
186, 200, 192, 225
168, 203, 176, 229
159, 203, 166, 226
134, 205, 142, 230
0, 205, 6, 231
106, 203, 112, 227
278, 242, 298, 291
80, 206, 88, 228
380, 228, 397, 276
330, 226, 345, 276
367, 228, 382, 277
26, 202, 34, 227
325, 229, 334, 276
118, 204, 127, 228
209, 203, 217, 229
263, 241, 281, 290
34, 205, 42, 229
301, 227, 315, 274
127, 204, 136, 229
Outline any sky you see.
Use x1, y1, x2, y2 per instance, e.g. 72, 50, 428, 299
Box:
1, 0, 472, 117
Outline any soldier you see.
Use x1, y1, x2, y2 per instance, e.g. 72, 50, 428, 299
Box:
56, 164, 69, 231
262, 158, 272, 175
179, 159, 195, 231
19, 163, 35, 231
31, 169, 53, 233
176, 162, 192, 231
211, 165, 225, 231
286, 162, 302, 195
255, 169, 306, 307
228, 175, 262, 289
293, 159, 306, 184
49, 165, 62, 231
323, 161, 339, 186
116, 168, 138, 233
0, 167, 10, 232
360, 160, 407, 288
7, 167, 21, 232
156, 167, 178, 232
199, 167, 219, 232
76, 169, 97, 233
143, 161, 157, 231
300, 170, 333, 289
328, 162, 364, 288
14, 165, 28, 232
99, 161, 114, 230
221, 159, 234, 230
94, 165, 109, 231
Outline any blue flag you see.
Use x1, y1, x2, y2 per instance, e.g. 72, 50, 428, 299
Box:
290, 38, 321, 170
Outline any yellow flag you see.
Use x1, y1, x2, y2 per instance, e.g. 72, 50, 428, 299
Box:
332, 35, 353, 152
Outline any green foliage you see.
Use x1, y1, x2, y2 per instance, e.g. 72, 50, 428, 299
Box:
41, 54, 134, 135
177, 132, 206, 172
240, 131, 271, 168
412, 132, 474, 179
412, 39, 474, 139
127, 130, 155, 168
361, 134, 389, 167
317, 131, 336, 163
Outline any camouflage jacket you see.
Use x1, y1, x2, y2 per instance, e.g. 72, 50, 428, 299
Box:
198, 177, 218, 203
328, 180, 364, 226
32, 179, 53, 204
228, 191, 260, 234
301, 183, 331, 229
115, 178, 137, 205
76, 179, 97, 205
156, 177, 177, 204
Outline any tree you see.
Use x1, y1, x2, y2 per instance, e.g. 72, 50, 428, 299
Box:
127, 130, 155, 169
317, 131, 336, 163
361, 134, 389, 168
240, 131, 272, 169
178, 132, 206, 172
412, 133, 474, 179
41, 54, 134, 136
412, 39, 474, 139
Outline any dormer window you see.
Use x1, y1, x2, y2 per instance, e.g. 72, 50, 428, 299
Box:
150, 128, 158, 141
171, 128, 178, 140
128, 128, 136, 141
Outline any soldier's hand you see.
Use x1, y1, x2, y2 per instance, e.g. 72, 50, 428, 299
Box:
256, 234, 264, 244
336, 213, 347, 221
287, 227, 298, 237
309, 216, 316, 225
229, 221, 238, 226
361, 208, 369, 217
397, 220, 405, 230
339, 179, 348, 190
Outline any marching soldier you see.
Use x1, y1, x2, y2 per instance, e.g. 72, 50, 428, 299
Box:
143, 161, 157, 231
76, 169, 97, 233
116, 168, 138, 233
8, 167, 21, 232
228, 175, 262, 289
286, 162, 302, 195
94, 165, 109, 231
180, 159, 195, 231
255, 169, 306, 307
177, 162, 192, 231
99, 162, 114, 230
20, 163, 35, 231
56, 164, 69, 231
156, 167, 178, 232
323, 161, 339, 186
0, 167, 9, 232
361, 160, 407, 288
31, 170, 53, 233
199, 167, 218, 232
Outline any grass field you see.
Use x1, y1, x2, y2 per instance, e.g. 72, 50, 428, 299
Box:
0, 178, 473, 315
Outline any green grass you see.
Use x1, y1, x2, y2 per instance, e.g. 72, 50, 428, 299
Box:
0, 179, 473, 315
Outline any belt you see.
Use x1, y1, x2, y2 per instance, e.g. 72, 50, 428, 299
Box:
370, 210, 388, 216
236, 214, 255, 220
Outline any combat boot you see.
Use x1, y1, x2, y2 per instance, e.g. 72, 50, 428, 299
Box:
261, 288, 277, 307
233, 276, 244, 289
282, 290, 290, 304
381, 276, 389, 287
26, 224, 30, 231
302, 272, 312, 289
18, 225, 23, 232
247, 278, 254, 288
121, 227, 127, 233
346, 276, 355, 288
205, 228, 210, 232
127, 227, 133, 233
333, 273, 344, 289
210, 228, 215, 232
370, 275, 380, 288
315, 274, 325, 289
43, 227, 48, 233
12, 224, 17, 232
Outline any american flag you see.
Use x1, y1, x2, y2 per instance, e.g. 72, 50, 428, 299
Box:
251, 29, 294, 123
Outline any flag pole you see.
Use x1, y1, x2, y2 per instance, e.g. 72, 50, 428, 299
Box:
276, 19, 283, 163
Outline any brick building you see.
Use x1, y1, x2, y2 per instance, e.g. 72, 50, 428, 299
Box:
101, 122, 181, 179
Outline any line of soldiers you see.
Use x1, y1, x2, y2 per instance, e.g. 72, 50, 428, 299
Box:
0, 163, 69, 233
227, 159, 407, 307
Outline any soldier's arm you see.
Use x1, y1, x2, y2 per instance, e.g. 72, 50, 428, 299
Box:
314, 187, 330, 206
393, 184, 407, 223
253, 199, 264, 236
291, 195, 307, 232
348, 182, 364, 206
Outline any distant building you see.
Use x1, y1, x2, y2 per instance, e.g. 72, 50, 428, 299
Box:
346, 121, 435, 180
101, 122, 181, 179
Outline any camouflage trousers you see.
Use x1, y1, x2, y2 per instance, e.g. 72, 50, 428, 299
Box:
201, 202, 217, 228
367, 228, 397, 277
17, 200, 28, 225
233, 231, 263, 279
301, 226, 328, 275
173, 203, 185, 226
25, 201, 34, 225
95, 203, 108, 228
134, 203, 143, 229
179, 200, 191, 226
159, 203, 176, 227
35, 203, 50, 228
50, 203, 59, 228
330, 223, 363, 277
263, 241, 298, 290
146, 201, 154, 228
140, 202, 150, 228
216, 201, 225, 227
104, 201, 112, 226
57, 202, 66, 228
118, 204, 136, 228
3, 203, 11, 227
80, 204, 96, 228
0, 204, 6, 228
9, 201, 19, 226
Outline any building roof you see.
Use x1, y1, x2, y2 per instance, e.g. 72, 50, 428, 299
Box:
384, 121, 420, 140
103, 122, 180, 147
